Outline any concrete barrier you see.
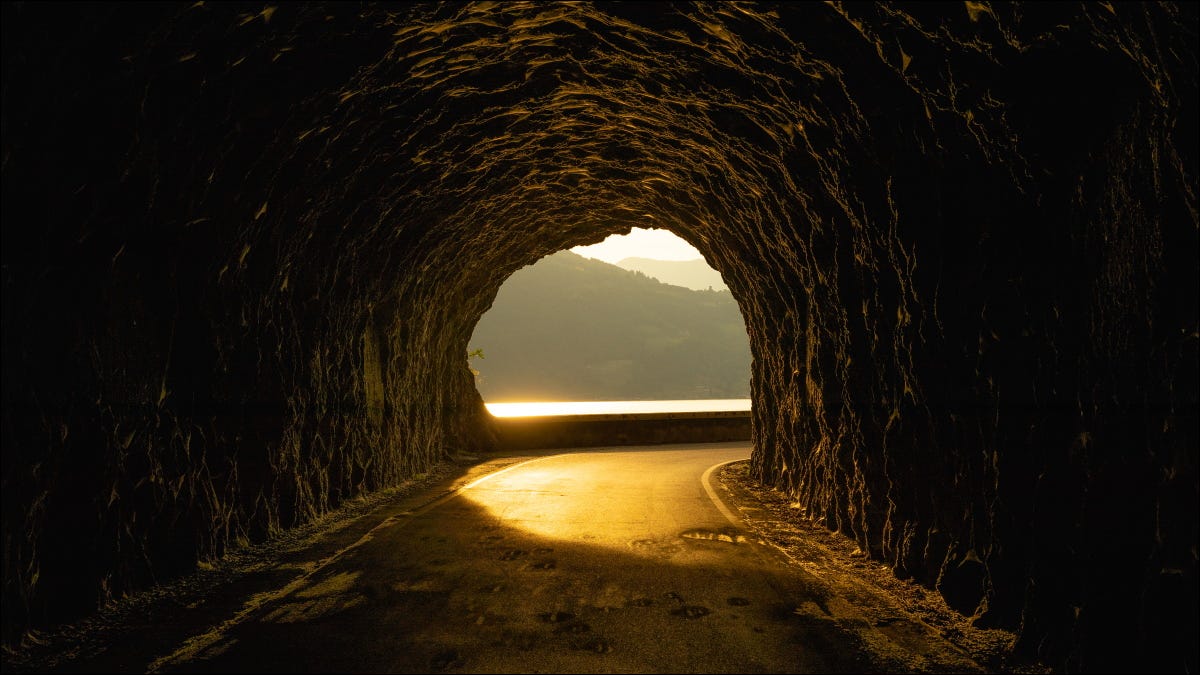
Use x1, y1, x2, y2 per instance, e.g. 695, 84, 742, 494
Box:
491, 410, 752, 450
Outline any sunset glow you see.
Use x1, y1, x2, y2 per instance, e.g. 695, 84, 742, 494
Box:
485, 399, 751, 417
570, 227, 702, 264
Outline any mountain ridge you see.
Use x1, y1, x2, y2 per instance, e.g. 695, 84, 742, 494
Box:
613, 256, 729, 291
470, 251, 749, 402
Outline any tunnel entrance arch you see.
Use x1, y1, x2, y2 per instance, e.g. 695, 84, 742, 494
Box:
465, 225, 753, 451
2, 4, 1193, 670
466, 228, 752, 435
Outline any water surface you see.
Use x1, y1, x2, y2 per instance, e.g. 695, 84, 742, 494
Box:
485, 399, 752, 418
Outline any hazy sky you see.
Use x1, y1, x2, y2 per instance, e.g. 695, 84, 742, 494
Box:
571, 227, 702, 264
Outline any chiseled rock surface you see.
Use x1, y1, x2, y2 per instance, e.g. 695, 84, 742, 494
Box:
1, 3, 1195, 671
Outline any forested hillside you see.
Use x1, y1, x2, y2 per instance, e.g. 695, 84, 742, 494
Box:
470, 251, 750, 401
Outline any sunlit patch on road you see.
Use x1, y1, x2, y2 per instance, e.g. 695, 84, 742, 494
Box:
628, 536, 682, 559
680, 527, 750, 544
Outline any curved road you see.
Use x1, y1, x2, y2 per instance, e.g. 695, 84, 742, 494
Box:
151, 443, 977, 673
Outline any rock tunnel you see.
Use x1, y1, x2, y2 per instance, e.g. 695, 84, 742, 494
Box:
1, 2, 1196, 671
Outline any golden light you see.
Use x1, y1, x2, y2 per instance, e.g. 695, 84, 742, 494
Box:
458, 447, 752, 564
484, 399, 751, 417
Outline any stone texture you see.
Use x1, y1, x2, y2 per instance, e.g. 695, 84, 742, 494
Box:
1, 2, 1195, 671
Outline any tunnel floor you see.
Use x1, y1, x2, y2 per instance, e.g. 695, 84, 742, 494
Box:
3, 448, 1044, 674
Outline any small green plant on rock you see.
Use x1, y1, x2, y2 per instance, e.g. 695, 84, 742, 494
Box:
467, 347, 485, 381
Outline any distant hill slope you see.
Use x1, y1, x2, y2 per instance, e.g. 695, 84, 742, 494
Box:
614, 256, 728, 291
469, 251, 749, 402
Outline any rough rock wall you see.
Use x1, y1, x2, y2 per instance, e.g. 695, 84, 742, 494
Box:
1, 2, 1195, 671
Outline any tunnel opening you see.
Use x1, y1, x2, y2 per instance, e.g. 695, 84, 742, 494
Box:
463, 227, 756, 451
469, 227, 751, 415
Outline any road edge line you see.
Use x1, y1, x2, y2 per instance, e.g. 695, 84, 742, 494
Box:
701, 458, 747, 526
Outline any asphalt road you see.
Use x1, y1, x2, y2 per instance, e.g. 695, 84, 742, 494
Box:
108, 442, 984, 673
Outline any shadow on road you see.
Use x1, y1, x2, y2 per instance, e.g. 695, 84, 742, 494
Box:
3, 446, 985, 674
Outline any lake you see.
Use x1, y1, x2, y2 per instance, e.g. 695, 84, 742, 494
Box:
484, 399, 752, 418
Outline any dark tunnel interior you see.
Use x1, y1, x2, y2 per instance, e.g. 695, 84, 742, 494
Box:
1, 2, 1196, 672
